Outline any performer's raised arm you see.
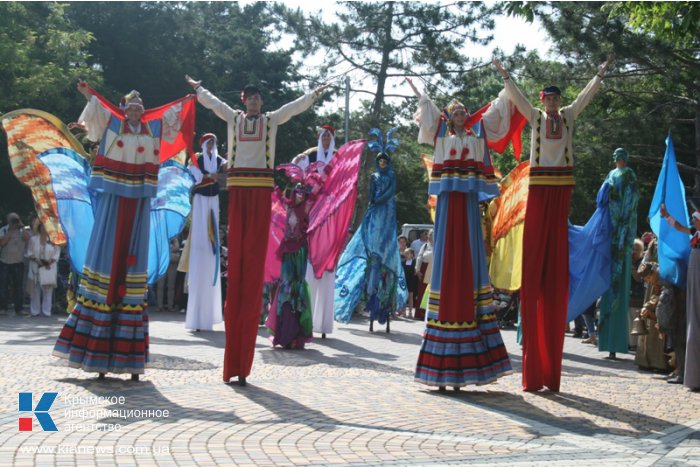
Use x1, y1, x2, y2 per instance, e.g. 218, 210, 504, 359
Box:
493, 59, 538, 125
567, 55, 612, 119
186, 74, 239, 123
406, 77, 441, 145
268, 83, 328, 126
406, 77, 421, 98
76, 80, 110, 142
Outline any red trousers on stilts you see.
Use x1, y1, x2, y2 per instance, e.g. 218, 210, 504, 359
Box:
223, 184, 272, 382
520, 185, 572, 392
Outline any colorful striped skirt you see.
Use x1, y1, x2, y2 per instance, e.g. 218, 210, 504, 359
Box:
415, 191, 512, 387
53, 193, 150, 374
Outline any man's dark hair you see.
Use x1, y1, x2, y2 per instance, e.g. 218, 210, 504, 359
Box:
242, 85, 262, 99
541, 86, 561, 97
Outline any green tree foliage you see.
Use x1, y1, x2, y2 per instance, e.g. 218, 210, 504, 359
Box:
607, 1, 700, 48
0, 2, 98, 116
276, 1, 497, 127
276, 1, 499, 230
506, 1, 700, 231
0, 2, 99, 217
1, 2, 326, 225
66, 2, 319, 164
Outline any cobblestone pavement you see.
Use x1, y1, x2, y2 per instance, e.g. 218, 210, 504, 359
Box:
1, 309, 699, 466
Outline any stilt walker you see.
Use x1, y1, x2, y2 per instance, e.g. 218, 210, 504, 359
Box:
598, 148, 639, 358
407, 78, 513, 389
51, 81, 195, 380
333, 128, 408, 332
494, 57, 612, 392
185, 75, 327, 386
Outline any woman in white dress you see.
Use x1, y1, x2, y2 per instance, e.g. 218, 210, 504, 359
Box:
185, 133, 225, 331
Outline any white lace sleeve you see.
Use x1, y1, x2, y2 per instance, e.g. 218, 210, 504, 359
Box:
78, 96, 111, 142
415, 95, 442, 146
481, 88, 513, 141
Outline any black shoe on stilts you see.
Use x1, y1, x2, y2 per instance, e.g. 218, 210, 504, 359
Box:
238, 377, 246, 387
98, 373, 105, 380
131, 374, 139, 382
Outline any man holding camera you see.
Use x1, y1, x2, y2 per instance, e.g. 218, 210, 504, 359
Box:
0, 213, 30, 316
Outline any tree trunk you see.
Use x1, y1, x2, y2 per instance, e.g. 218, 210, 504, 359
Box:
369, 2, 394, 128
354, 3, 395, 230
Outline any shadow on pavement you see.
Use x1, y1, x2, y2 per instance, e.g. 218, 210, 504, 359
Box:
56, 378, 243, 428
52, 353, 217, 371
429, 387, 675, 440
345, 328, 424, 345
225, 383, 339, 432
563, 350, 636, 370
2, 315, 64, 346
149, 331, 226, 349
257, 345, 413, 377
312, 336, 401, 360
508, 352, 646, 379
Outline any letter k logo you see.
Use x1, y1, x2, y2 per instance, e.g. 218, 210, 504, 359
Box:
19, 392, 58, 432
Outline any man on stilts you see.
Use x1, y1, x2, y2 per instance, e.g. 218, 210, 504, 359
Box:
185, 75, 327, 386
494, 56, 611, 392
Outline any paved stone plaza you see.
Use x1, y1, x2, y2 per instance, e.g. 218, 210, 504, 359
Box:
1, 310, 699, 466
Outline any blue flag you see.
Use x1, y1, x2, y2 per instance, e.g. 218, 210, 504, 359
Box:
649, 133, 690, 288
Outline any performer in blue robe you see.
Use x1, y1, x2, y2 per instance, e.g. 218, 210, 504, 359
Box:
334, 128, 407, 328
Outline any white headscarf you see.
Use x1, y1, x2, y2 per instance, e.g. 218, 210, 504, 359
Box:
188, 136, 219, 183
316, 128, 336, 166
201, 139, 219, 174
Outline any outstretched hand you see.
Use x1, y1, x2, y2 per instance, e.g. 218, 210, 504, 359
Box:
185, 74, 201, 90
405, 77, 421, 97
598, 54, 614, 77
77, 80, 92, 100
492, 58, 509, 80
313, 83, 330, 97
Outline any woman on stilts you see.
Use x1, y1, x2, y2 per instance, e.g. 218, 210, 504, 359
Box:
408, 77, 513, 390
53, 81, 193, 380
